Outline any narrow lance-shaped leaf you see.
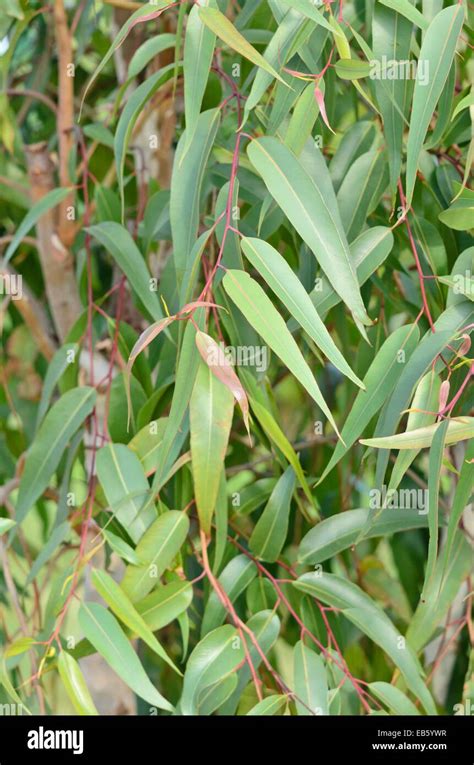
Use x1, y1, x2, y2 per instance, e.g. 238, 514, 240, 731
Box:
420, 419, 449, 601
79, 2, 169, 117
78, 602, 174, 712
223, 269, 341, 438
87, 222, 164, 322
372, 5, 412, 196
369, 682, 420, 716
360, 417, 473, 450
15, 387, 96, 524
249, 466, 296, 562
35, 342, 78, 431
198, 7, 286, 85
135, 580, 193, 632
57, 652, 98, 716
293, 641, 328, 716
183, 0, 216, 152
170, 108, 220, 287
91, 569, 181, 675
293, 572, 436, 715
317, 324, 420, 485
298, 507, 435, 565
115, 64, 176, 216
190, 360, 234, 534
247, 137, 372, 335
4, 187, 71, 265
241, 237, 364, 389
247, 695, 288, 715
405, 5, 464, 207
439, 438, 474, 589
249, 398, 315, 508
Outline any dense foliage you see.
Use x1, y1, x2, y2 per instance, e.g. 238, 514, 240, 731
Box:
0, 0, 472, 717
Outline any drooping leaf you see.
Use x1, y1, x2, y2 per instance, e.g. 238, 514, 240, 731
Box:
78, 601, 174, 712
241, 237, 363, 389
15, 387, 96, 524
247, 137, 372, 334
223, 269, 340, 437
57, 652, 99, 716
405, 5, 464, 206
249, 466, 296, 562
293, 572, 436, 714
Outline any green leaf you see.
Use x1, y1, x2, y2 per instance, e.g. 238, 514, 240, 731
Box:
87, 222, 164, 322
15, 387, 96, 524
249, 466, 296, 562
180, 625, 245, 715
247, 137, 371, 334
115, 65, 176, 216
57, 652, 98, 716
293, 641, 328, 715
121, 510, 189, 602
334, 59, 372, 80
317, 324, 420, 484
220, 610, 281, 715
35, 343, 78, 431
405, 5, 464, 206
336, 149, 388, 241
135, 580, 193, 632
170, 108, 220, 287
372, 303, 473, 492
451, 91, 474, 121
310, 226, 394, 317
241, 237, 363, 389
183, 0, 216, 150
79, 2, 169, 117
201, 554, 257, 635
128, 33, 177, 79
198, 7, 286, 85
91, 569, 180, 674
277, 0, 335, 34
380, 0, 428, 30
439, 198, 474, 231
369, 682, 420, 715
420, 420, 449, 601
197, 674, 238, 715
244, 9, 315, 119
223, 269, 340, 437
298, 508, 434, 565
360, 417, 473, 450
293, 572, 436, 714
152, 316, 203, 493
96, 444, 156, 544
249, 398, 315, 507
407, 531, 471, 652
26, 522, 70, 586
4, 187, 71, 265
190, 359, 234, 534
102, 530, 143, 566
78, 601, 173, 712
0, 519, 16, 535
440, 439, 474, 587
247, 695, 288, 715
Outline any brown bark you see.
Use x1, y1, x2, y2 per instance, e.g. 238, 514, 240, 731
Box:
25, 142, 82, 343
53, 0, 75, 247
